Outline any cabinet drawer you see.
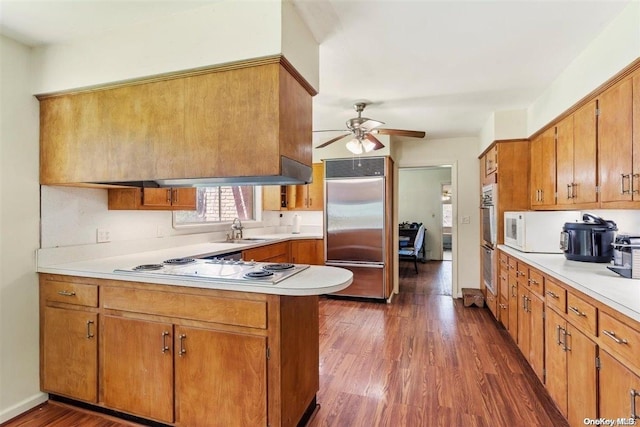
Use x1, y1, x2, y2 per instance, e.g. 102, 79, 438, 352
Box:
566, 292, 597, 336
102, 287, 267, 329
599, 311, 640, 371
42, 279, 98, 307
545, 278, 566, 314
528, 269, 545, 298
242, 242, 289, 262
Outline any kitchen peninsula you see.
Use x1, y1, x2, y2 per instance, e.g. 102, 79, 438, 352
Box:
37, 237, 352, 427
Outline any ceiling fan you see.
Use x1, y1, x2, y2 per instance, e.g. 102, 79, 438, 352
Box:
315, 102, 426, 154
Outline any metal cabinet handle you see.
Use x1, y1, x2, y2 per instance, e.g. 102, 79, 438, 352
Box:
556, 325, 562, 345
563, 329, 571, 352
166, 189, 171, 203
86, 320, 94, 339
57, 290, 76, 297
621, 173, 631, 195
633, 174, 640, 195
546, 291, 559, 299
522, 295, 527, 310
631, 389, 640, 420
511, 285, 517, 297
602, 329, 628, 345
572, 183, 578, 199
162, 331, 170, 354
569, 306, 586, 317
499, 303, 507, 310
179, 334, 187, 357
567, 184, 572, 200
172, 189, 178, 204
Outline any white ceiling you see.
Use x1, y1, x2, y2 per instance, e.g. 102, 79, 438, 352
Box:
0, 0, 631, 141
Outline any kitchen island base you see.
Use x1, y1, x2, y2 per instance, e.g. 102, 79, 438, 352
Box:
40, 273, 320, 427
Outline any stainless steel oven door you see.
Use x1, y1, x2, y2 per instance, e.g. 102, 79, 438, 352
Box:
481, 245, 496, 295
481, 205, 496, 246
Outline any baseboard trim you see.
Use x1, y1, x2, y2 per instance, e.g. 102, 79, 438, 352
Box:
0, 392, 48, 424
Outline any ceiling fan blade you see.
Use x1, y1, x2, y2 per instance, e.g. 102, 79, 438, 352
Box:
313, 129, 350, 133
375, 128, 426, 138
359, 119, 385, 131
315, 132, 351, 148
365, 134, 385, 151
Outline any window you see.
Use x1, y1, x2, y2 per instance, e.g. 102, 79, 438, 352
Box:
174, 186, 255, 225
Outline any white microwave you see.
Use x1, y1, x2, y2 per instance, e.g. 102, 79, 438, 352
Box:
504, 211, 580, 253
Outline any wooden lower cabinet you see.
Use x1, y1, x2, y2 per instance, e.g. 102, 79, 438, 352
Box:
40, 274, 318, 427
545, 309, 597, 426
42, 307, 98, 402
243, 241, 289, 263
101, 316, 174, 423
599, 349, 640, 421
174, 326, 267, 427
517, 285, 545, 382
290, 239, 324, 265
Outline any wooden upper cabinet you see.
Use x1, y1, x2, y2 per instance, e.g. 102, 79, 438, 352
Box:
40, 79, 185, 184
598, 76, 634, 205
634, 70, 640, 200
108, 187, 196, 210
530, 128, 556, 208
262, 185, 297, 211
555, 103, 598, 208
39, 60, 313, 186
295, 163, 324, 211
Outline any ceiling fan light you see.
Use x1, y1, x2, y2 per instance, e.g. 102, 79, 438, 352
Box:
346, 138, 363, 154
362, 138, 376, 152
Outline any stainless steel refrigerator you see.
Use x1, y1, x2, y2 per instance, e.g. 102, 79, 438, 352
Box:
324, 157, 391, 299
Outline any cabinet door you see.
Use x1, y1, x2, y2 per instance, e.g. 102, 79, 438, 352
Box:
572, 100, 598, 205
517, 285, 530, 358
42, 307, 98, 402
555, 115, 574, 206
262, 185, 283, 210
290, 239, 324, 265
528, 294, 545, 382
508, 275, 519, 342
566, 324, 597, 427
545, 309, 567, 417
175, 326, 267, 427
599, 77, 633, 203
486, 287, 498, 320
102, 316, 174, 423
598, 349, 640, 421
306, 163, 325, 210
531, 128, 556, 207
171, 188, 197, 210
633, 70, 640, 198
142, 188, 173, 208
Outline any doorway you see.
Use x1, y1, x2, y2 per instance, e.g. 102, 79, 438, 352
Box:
397, 166, 453, 295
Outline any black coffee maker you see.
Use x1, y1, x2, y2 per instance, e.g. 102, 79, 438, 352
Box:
560, 213, 617, 263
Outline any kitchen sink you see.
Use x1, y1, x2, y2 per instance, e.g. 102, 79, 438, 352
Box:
216, 238, 271, 244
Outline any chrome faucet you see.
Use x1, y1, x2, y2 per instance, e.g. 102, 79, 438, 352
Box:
231, 217, 244, 240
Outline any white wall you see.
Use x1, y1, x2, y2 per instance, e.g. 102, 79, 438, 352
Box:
480, 109, 528, 150
0, 35, 47, 422
528, 1, 640, 134
32, 0, 319, 95
398, 167, 451, 260
40, 186, 323, 249
394, 137, 480, 296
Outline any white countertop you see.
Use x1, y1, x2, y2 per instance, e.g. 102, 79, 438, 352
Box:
37, 234, 353, 296
499, 245, 640, 323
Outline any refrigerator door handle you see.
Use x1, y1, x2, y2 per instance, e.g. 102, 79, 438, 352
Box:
325, 262, 385, 269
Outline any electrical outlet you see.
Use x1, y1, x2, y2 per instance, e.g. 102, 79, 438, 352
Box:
97, 228, 111, 243
461, 216, 471, 224
156, 225, 167, 238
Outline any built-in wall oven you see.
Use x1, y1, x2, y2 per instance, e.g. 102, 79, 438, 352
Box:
480, 184, 497, 295
481, 244, 496, 295
481, 184, 497, 247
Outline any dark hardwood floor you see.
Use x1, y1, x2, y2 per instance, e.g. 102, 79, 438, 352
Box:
4, 260, 567, 427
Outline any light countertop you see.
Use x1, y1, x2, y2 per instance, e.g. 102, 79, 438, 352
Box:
37, 233, 353, 296
499, 245, 640, 323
